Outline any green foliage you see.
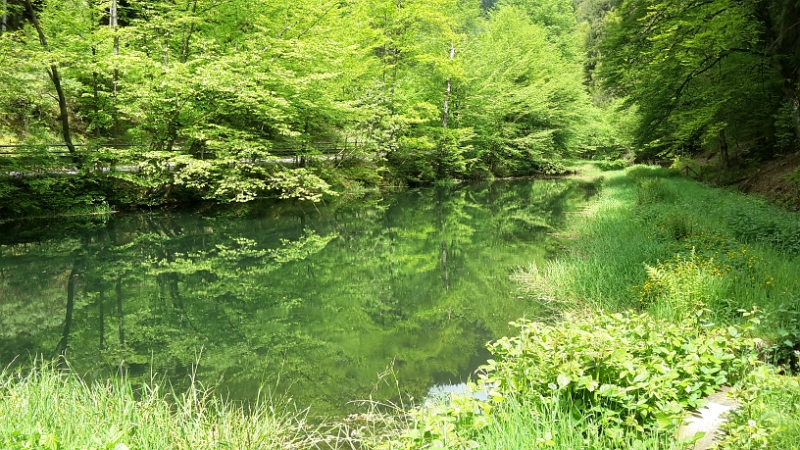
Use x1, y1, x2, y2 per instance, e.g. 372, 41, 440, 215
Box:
381, 394, 492, 449
597, 159, 628, 171
460, 5, 591, 176
716, 367, 800, 450
0, 176, 115, 217
788, 167, 800, 189
624, 165, 680, 180
0, 0, 616, 213
473, 395, 682, 450
482, 312, 757, 436
268, 168, 336, 202
375, 391, 684, 449
636, 251, 735, 321
726, 208, 800, 256
596, 0, 800, 158
367, 310, 759, 449
635, 178, 673, 206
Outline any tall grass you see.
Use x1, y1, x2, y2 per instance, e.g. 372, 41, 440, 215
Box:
0, 362, 339, 450
476, 396, 682, 450
518, 166, 800, 336
507, 165, 800, 449
513, 170, 668, 312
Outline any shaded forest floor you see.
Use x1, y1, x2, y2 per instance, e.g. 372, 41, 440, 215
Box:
737, 152, 800, 209
680, 150, 800, 210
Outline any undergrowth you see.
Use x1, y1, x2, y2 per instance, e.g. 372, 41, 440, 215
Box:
496, 165, 800, 448
364, 312, 760, 449
597, 159, 629, 171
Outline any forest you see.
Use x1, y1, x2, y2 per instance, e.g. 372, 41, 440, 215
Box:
2, 0, 800, 449
1, 0, 795, 215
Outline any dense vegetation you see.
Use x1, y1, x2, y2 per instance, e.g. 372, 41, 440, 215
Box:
2, 0, 798, 214
0, 0, 624, 215
2, 0, 800, 446
597, 0, 800, 161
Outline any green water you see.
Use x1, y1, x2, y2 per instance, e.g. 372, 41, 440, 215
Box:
0, 179, 596, 417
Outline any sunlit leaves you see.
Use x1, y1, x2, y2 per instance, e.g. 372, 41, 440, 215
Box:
598, 0, 789, 155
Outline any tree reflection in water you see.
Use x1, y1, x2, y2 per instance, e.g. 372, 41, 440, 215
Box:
0, 178, 598, 417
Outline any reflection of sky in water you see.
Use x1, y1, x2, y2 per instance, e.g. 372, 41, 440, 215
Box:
427, 382, 489, 402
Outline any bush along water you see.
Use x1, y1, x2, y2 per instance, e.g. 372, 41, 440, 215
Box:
597, 158, 629, 171
370, 311, 761, 449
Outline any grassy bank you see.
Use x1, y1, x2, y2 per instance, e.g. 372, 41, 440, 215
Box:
529, 165, 800, 342
2, 165, 799, 449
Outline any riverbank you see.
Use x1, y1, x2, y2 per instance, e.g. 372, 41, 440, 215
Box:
367, 165, 800, 449
2, 165, 799, 449
674, 150, 800, 211
0, 152, 572, 219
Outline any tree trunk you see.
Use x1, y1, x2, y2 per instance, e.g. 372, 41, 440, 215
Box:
91, 47, 102, 137
57, 266, 79, 355
441, 241, 449, 291
442, 44, 455, 129
116, 277, 125, 345
437, 44, 456, 176
2, 0, 7, 33
24, 0, 77, 158
718, 128, 729, 169
181, 0, 198, 63
110, 0, 118, 95
110, 0, 120, 135
390, 48, 398, 117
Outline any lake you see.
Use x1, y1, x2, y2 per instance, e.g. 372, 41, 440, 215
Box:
0, 178, 596, 417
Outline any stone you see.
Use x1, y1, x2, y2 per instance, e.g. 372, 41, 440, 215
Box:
677, 386, 740, 450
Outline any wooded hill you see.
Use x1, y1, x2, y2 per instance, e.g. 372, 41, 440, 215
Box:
0, 0, 797, 213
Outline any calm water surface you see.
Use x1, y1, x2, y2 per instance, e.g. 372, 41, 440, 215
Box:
0, 179, 596, 416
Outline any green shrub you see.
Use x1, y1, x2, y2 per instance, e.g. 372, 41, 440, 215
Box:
716, 367, 800, 450
636, 178, 673, 205
726, 208, 800, 256
480, 312, 759, 436
597, 159, 628, 171
661, 213, 693, 241
635, 251, 733, 319
530, 158, 568, 176
761, 299, 800, 371
381, 392, 683, 450
374, 312, 760, 448
625, 165, 679, 180
788, 167, 800, 189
